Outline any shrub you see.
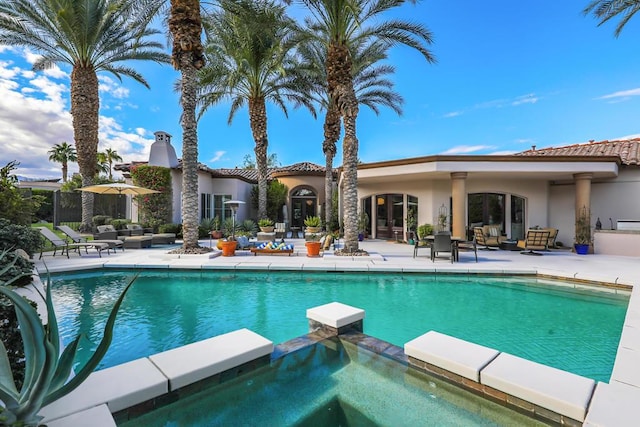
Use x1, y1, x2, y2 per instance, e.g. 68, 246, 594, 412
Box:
222, 217, 237, 238
0, 161, 44, 225
417, 223, 433, 239
92, 215, 112, 226
0, 219, 42, 257
0, 295, 37, 390
0, 253, 33, 288
131, 165, 172, 230
159, 223, 182, 237
109, 219, 131, 230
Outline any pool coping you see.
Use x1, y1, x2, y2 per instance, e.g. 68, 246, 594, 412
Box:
37, 260, 639, 426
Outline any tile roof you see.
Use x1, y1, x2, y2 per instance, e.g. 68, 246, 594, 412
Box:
515, 138, 640, 165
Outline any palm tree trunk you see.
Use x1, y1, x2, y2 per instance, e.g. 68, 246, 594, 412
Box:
328, 43, 360, 252
71, 65, 99, 232
169, 0, 204, 250
249, 96, 269, 219
323, 103, 340, 230
179, 61, 200, 249
62, 162, 68, 183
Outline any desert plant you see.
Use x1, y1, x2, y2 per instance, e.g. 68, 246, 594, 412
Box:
0, 250, 136, 426
304, 215, 322, 228
212, 216, 221, 231
240, 219, 258, 235
258, 218, 274, 228
406, 208, 417, 234
222, 217, 237, 239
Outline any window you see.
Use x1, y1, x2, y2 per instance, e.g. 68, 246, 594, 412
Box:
214, 195, 232, 221
200, 194, 212, 220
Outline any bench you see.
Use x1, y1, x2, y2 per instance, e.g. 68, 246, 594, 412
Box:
250, 247, 294, 256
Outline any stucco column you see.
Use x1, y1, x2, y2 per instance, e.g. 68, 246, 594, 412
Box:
451, 172, 467, 239
574, 173, 593, 220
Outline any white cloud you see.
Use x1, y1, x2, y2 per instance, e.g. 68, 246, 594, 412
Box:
0, 48, 154, 179
512, 94, 538, 106
598, 88, 640, 101
489, 150, 518, 155
441, 145, 496, 155
208, 151, 226, 163
443, 111, 462, 118
515, 138, 534, 144
99, 75, 130, 99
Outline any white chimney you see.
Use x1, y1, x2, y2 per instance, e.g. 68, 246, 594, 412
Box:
149, 131, 178, 167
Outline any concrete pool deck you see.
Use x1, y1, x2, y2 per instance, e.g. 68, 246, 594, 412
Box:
34, 238, 640, 425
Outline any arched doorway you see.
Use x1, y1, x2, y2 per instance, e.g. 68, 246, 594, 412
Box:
291, 187, 317, 230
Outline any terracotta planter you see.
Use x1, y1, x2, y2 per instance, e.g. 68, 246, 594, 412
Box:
211, 230, 223, 239
260, 226, 274, 233
305, 226, 321, 234
305, 241, 321, 257
220, 240, 237, 256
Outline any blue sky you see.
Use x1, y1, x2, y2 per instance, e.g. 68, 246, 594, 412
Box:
2, 0, 640, 179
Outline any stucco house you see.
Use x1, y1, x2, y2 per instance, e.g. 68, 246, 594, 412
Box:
116, 131, 335, 231
119, 131, 640, 251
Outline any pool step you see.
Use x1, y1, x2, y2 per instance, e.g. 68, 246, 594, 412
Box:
405, 330, 596, 424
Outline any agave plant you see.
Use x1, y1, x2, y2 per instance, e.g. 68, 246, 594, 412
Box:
0, 250, 135, 426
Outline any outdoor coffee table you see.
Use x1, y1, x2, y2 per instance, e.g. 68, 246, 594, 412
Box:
499, 240, 520, 251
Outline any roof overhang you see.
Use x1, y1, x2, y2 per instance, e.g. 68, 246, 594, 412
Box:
342, 155, 621, 186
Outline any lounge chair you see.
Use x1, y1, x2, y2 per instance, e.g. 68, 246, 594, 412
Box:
517, 229, 551, 255
250, 241, 294, 256
56, 225, 124, 253
38, 227, 109, 259
94, 224, 119, 240
124, 224, 176, 245
431, 233, 456, 263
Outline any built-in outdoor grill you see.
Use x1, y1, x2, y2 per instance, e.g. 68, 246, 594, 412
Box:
616, 220, 640, 231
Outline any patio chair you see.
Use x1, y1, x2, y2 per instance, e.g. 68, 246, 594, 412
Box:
473, 227, 498, 250
413, 238, 431, 258
456, 238, 478, 262
517, 229, 551, 255
94, 224, 119, 240
56, 225, 124, 253
38, 227, 108, 259
431, 233, 456, 263
274, 223, 286, 239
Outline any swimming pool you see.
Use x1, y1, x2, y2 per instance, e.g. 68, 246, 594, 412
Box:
119, 338, 547, 426
51, 270, 627, 382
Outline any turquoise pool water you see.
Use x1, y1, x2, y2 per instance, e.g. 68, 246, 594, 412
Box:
120, 339, 547, 426
51, 270, 628, 382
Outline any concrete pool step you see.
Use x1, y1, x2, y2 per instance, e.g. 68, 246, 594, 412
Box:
40, 329, 274, 424
405, 330, 596, 424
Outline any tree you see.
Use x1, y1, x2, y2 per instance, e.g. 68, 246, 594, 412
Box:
298, 37, 404, 229
197, 0, 315, 219
47, 142, 77, 183
0, 161, 43, 225
0, 0, 169, 231
239, 153, 281, 169
584, 0, 640, 36
96, 152, 110, 177
103, 148, 123, 180
168, 0, 206, 251
292, 0, 435, 252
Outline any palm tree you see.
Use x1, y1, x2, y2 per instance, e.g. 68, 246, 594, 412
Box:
47, 142, 77, 182
293, 0, 435, 252
298, 37, 404, 229
0, 0, 169, 231
96, 152, 110, 177
197, 0, 315, 219
584, 0, 640, 35
168, 0, 206, 250
103, 148, 123, 180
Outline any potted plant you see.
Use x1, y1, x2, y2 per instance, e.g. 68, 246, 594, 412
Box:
211, 216, 222, 239
305, 233, 322, 257
574, 206, 591, 255
219, 217, 238, 255
304, 215, 322, 233
258, 218, 274, 233
406, 208, 417, 245
357, 211, 369, 241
